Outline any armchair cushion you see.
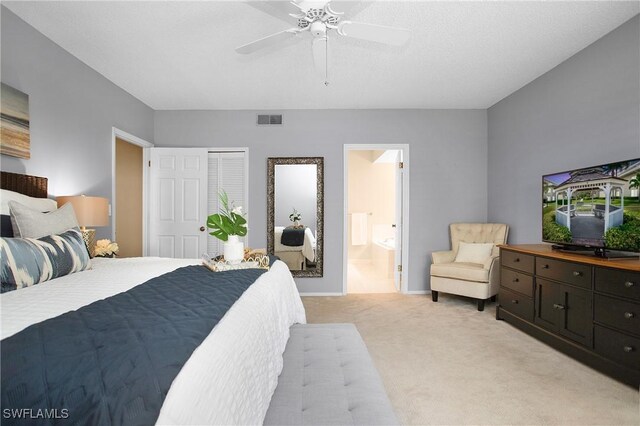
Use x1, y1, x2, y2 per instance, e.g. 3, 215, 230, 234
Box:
454, 242, 494, 264
431, 262, 489, 283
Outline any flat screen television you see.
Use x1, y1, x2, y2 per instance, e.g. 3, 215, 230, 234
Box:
542, 158, 640, 256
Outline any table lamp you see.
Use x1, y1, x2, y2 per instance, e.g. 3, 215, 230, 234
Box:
57, 195, 109, 256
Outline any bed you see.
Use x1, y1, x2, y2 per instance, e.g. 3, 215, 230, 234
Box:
274, 226, 316, 271
0, 171, 306, 425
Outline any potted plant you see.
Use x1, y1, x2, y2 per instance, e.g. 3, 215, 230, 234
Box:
207, 190, 247, 263
289, 208, 302, 228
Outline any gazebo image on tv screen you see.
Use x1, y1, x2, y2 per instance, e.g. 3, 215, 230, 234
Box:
542, 158, 640, 253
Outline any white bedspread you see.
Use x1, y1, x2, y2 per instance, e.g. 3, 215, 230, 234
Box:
1, 257, 306, 425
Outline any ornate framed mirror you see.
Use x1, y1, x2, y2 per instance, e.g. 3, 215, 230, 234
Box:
267, 157, 324, 277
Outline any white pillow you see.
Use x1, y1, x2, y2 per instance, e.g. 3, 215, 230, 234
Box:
9, 201, 79, 239
0, 189, 57, 215
454, 242, 494, 264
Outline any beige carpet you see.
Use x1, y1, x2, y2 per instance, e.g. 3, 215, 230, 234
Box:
348, 259, 396, 293
302, 293, 639, 425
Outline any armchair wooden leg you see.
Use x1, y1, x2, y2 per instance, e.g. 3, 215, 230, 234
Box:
477, 299, 485, 311
490, 295, 496, 302
431, 291, 438, 302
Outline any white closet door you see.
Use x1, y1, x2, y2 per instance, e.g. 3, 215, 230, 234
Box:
207, 152, 247, 256
149, 148, 208, 258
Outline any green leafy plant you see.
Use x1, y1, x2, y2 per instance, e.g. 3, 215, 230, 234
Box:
207, 190, 247, 241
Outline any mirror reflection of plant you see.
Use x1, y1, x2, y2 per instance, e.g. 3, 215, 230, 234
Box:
207, 190, 247, 241
289, 208, 302, 222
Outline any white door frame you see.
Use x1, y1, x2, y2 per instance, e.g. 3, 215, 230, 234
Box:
343, 144, 410, 295
111, 127, 154, 256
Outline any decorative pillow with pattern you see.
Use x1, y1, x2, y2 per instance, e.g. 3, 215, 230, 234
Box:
0, 228, 91, 293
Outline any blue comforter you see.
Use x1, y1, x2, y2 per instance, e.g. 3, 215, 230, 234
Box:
1, 262, 273, 425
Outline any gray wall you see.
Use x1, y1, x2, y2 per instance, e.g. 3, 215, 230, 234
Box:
275, 164, 317, 235
487, 15, 640, 243
154, 109, 488, 293
0, 7, 154, 239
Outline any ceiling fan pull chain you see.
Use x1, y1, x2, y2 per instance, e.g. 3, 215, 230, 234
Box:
325, 35, 329, 86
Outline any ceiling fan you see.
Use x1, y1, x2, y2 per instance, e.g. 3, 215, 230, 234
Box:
236, 1, 411, 83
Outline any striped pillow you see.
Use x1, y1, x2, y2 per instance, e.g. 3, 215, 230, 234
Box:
0, 228, 91, 293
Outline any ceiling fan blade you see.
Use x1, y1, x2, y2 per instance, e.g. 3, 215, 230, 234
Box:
337, 21, 410, 46
236, 29, 301, 54
244, 1, 300, 24
312, 37, 327, 76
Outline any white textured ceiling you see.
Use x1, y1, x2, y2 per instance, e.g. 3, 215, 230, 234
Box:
4, 1, 639, 110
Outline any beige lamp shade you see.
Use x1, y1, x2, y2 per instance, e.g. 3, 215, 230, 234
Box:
57, 195, 109, 228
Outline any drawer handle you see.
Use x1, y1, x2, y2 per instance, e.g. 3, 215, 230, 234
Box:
512, 278, 519, 283
511, 299, 519, 304
624, 281, 635, 288
572, 271, 582, 277
623, 346, 635, 353
624, 312, 635, 320
542, 264, 550, 269
514, 258, 520, 263
553, 303, 565, 310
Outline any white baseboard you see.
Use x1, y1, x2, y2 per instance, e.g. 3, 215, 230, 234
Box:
300, 291, 429, 296
299, 292, 345, 297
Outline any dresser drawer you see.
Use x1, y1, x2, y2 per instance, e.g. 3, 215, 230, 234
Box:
536, 257, 592, 289
499, 288, 533, 322
501, 267, 534, 297
594, 325, 640, 371
595, 268, 640, 301
594, 294, 640, 337
501, 250, 534, 274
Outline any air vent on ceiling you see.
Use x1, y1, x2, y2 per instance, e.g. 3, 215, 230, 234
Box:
257, 114, 283, 126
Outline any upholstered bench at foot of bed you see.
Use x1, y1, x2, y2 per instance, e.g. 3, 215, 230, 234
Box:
264, 323, 398, 426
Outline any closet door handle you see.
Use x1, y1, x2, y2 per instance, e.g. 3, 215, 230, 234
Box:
200, 226, 206, 232
553, 303, 565, 310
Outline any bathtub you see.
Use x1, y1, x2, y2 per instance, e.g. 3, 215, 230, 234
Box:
373, 238, 395, 251
372, 238, 395, 279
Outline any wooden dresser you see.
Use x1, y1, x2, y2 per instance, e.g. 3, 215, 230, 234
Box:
496, 244, 640, 387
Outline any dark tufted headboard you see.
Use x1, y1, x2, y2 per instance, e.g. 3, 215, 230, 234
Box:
1, 171, 48, 198
1, 171, 49, 237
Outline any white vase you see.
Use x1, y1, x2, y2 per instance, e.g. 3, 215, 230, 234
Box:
224, 235, 244, 264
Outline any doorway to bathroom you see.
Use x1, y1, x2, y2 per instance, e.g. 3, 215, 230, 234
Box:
343, 144, 409, 294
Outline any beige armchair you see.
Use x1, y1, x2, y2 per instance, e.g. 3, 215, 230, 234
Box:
430, 223, 509, 311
